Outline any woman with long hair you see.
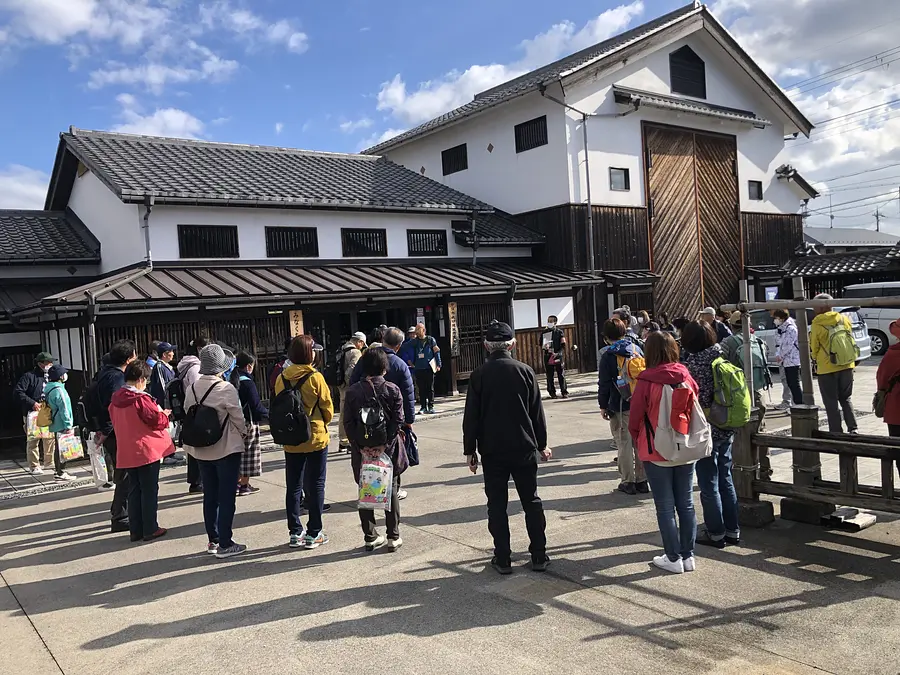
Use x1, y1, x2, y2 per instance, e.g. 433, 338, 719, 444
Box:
275, 335, 334, 550
628, 331, 700, 574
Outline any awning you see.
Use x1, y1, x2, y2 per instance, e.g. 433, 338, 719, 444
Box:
603, 270, 660, 286
12, 261, 604, 315
613, 85, 771, 128
745, 264, 786, 278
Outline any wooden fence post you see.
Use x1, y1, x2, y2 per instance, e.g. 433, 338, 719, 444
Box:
734, 408, 775, 527
780, 404, 836, 523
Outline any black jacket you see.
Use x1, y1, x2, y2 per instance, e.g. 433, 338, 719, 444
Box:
14, 368, 47, 415
463, 350, 547, 460
350, 346, 416, 424
96, 363, 126, 435
543, 327, 566, 364
238, 373, 268, 423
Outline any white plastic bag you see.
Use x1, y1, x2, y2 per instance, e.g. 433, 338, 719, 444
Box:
87, 433, 109, 487
358, 452, 393, 511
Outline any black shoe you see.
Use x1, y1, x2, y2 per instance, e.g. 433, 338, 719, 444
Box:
111, 520, 130, 534
491, 557, 513, 575
724, 535, 741, 546
531, 555, 551, 572
696, 532, 727, 549
635, 481, 650, 494
548, 392, 557, 399
617, 482, 637, 495
561, 392, 569, 399
189, 484, 203, 494
130, 533, 142, 543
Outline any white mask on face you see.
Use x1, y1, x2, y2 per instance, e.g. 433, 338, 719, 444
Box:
548, 322, 556, 328
774, 318, 783, 327
42, 364, 52, 373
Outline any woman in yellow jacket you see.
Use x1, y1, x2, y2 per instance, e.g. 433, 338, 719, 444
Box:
275, 335, 334, 549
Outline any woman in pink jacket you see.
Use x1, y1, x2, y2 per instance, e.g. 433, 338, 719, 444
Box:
109, 360, 174, 543
876, 320, 900, 480
629, 331, 700, 574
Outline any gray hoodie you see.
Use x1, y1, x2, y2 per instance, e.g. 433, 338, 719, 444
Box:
177, 355, 201, 388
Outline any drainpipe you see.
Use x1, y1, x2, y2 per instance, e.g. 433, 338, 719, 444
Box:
142, 194, 154, 271
469, 210, 479, 268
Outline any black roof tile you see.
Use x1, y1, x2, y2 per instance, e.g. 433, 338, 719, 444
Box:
787, 249, 900, 277
0, 210, 100, 263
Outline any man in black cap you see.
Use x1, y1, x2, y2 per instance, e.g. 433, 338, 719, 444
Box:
15, 351, 56, 474
463, 321, 551, 574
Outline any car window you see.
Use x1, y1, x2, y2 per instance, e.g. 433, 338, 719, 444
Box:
841, 310, 861, 325
844, 286, 879, 299
750, 310, 775, 331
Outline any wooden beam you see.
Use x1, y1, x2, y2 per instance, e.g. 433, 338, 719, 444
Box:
814, 430, 900, 447
839, 455, 859, 496
753, 434, 900, 460
753, 480, 900, 514
882, 460, 896, 499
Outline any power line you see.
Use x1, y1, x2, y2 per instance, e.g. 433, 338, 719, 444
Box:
807, 190, 897, 214
819, 181, 900, 194
787, 108, 900, 148
786, 45, 900, 91
816, 162, 900, 183
792, 55, 900, 96
814, 97, 900, 126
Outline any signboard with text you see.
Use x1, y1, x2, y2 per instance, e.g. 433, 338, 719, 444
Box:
289, 310, 304, 337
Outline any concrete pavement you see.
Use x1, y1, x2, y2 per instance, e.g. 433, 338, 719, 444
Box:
2, 361, 900, 675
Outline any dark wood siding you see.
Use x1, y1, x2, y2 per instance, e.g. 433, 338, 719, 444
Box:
515, 204, 650, 272
696, 134, 741, 309
646, 126, 702, 317
743, 212, 803, 266
514, 325, 581, 374
456, 300, 510, 378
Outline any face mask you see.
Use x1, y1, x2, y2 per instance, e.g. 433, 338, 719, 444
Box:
548, 322, 556, 328
637, 317, 645, 325
42, 364, 51, 373
774, 318, 783, 327
60, 374, 68, 383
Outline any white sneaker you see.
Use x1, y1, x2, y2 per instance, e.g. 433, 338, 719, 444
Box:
54, 472, 77, 482
97, 482, 115, 492
397, 489, 408, 500
365, 534, 386, 552
652, 554, 684, 574
774, 401, 791, 411
28, 466, 44, 475
387, 537, 403, 552
683, 556, 696, 572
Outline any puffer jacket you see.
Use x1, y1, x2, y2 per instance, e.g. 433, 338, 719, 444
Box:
597, 338, 643, 413
44, 381, 73, 433
682, 344, 732, 443
109, 386, 174, 469
274, 363, 334, 453
775, 317, 801, 368
183, 375, 247, 461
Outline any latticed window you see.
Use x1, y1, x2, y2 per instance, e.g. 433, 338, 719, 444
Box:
407, 229, 448, 256
177, 225, 239, 258
514, 115, 548, 153
441, 143, 468, 175
341, 228, 388, 257
670, 46, 706, 99
265, 227, 319, 258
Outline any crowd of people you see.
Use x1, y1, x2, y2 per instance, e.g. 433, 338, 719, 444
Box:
13, 292, 892, 575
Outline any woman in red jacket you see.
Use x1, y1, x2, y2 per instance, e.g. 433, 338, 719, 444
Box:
629, 331, 700, 574
876, 321, 900, 466
109, 360, 174, 543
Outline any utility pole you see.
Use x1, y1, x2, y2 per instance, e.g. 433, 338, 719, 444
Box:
876, 209, 882, 232
829, 193, 834, 228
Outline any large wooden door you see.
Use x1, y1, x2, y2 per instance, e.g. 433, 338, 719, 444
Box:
647, 127, 702, 317
696, 134, 740, 308
646, 125, 740, 316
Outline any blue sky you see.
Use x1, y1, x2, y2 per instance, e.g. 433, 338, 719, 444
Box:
2, 0, 900, 233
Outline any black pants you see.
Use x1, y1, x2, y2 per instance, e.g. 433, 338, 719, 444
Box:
784, 365, 803, 405
51, 432, 66, 476
482, 454, 547, 562
416, 369, 435, 409
187, 455, 202, 488
360, 474, 401, 541
103, 434, 129, 524
889, 425, 900, 478
126, 461, 161, 539
545, 362, 567, 397
818, 369, 858, 433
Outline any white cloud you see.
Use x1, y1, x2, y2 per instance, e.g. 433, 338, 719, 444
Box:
274, 121, 284, 134
339, 117, 373, 134
0, 164, 48, 209
199, 1, 309, 53
110, 92, 205, 138
375, 1, 645, 126
361, 128, 408, 152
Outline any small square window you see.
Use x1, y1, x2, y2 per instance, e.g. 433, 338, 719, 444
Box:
441, 143, 468, 176
748, 180, 764, 201
514, 115, 548, 153
610, 167, 630, 191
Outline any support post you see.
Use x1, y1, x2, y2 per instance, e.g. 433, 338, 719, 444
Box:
734, 408, 775, 527
792, 276, 815, 405
780, 403, 835, 523
739, 281, 753, 393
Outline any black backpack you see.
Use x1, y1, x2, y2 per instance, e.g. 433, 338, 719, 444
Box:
353, 381, 389, 449
269, 372, 318, 446
336, 346, 353, 387
180, 382, 227, 448
79, 381, 105, 432
165, 376, 187, 422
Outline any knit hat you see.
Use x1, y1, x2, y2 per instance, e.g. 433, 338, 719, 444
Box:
199, 344, 235, 375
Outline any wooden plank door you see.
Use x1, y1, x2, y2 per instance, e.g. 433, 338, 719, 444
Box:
646, 127, 702, 318
696, 134, 741, 309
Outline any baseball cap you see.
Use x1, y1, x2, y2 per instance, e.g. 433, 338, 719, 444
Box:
156, 341, 177, 356
407, 326, 416, 334
48, 364, 67, 382
485, 321, 514, 341
699, 307, 716, 316
351, 331, 367, 342
36, 351, 55, 363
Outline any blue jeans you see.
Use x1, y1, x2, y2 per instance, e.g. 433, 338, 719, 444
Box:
197, 452, 242, 548
643, 461, 696, 562
695, 436, 740, 541
285, 449, 328, 538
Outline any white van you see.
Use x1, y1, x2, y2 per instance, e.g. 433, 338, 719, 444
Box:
843, 282, 900, 356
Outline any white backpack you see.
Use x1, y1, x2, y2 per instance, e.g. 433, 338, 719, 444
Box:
649, 382, 712, 463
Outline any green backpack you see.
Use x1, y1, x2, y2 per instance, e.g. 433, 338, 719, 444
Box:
826, 322, 860, 367
725, 334, 771, 392
709, 357, 752, 429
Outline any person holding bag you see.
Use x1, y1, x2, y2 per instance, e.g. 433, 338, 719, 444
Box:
44, 365, 76, 481
108, 361, 174, 542
344, 348, 408, 552
629, 331, 703, 574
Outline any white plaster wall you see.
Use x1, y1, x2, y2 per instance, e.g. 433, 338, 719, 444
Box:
0, 265, 98, 280
68, 171, 144, 273
149, 205, 528, 261
0, 331, 40, 348
45, 328, 85, 370
383, 88, 571, 214
564, 31, 803, 214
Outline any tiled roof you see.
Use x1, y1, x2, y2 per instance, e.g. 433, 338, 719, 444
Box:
12, 261, 603, 313
0, 210, 100, 263
363, 3, 703, 154
456, 213, 544, 245
803, 227, 899, 247
612, 86, 771, 126
62, 129, 492, 213
787, 249, 900, 277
